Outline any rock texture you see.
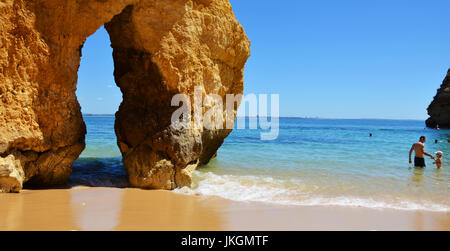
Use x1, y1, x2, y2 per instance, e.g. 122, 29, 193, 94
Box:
0, 0, 250, 192
0, 153, 25, 193
426, 69, 450, 129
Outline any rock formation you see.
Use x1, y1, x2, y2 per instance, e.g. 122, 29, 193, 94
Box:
426, 69, 450, 129
0, 0, 250, 192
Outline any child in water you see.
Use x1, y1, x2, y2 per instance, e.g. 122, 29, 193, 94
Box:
433, 151, 443, 169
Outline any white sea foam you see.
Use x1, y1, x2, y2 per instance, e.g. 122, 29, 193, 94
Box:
175, 171, 449, 212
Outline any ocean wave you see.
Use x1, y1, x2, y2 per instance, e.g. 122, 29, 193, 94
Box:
175, 172, 449, 212
67, 177, 129, 188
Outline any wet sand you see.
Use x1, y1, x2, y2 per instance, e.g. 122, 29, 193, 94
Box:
0, 187, 449, 231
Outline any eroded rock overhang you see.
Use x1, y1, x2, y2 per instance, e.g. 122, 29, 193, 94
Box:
0, 0, 250, 192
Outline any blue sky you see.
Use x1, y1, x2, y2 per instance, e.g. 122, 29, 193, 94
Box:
77, 0, 450, 119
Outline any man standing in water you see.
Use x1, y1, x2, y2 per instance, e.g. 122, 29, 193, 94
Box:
409, 136, 435, 168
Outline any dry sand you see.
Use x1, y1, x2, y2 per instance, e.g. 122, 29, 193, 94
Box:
0, 187, 449, 231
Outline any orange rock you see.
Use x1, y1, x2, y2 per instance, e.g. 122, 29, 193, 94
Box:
0, 0, 250, 192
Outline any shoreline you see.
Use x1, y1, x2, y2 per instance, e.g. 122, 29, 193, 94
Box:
1, 187, 448, 231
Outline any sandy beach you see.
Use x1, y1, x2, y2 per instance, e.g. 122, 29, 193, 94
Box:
0, 187, 448, 231
1, 0, 449, 236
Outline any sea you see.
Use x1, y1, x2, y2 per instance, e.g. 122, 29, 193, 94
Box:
69, 117, 450, 212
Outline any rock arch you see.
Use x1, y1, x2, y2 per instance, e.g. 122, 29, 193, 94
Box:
0, 0, 250, 192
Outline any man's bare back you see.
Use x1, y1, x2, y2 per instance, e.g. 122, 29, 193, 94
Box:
412, 142, 425, 158
409, 136, 435, 167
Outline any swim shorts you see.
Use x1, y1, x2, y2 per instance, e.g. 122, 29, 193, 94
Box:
414, 157, 426, 168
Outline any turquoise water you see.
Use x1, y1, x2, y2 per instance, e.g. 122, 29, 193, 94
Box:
69, 117, 126, 188
71, 117, 450, 211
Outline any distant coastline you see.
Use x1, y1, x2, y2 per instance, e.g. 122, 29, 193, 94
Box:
82, 114, 115, 117
82, 114, 425, 122
237, 117, 425, 122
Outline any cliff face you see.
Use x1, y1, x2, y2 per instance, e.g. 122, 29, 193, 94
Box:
0, 0, 250, 192
426, 69, 450, 129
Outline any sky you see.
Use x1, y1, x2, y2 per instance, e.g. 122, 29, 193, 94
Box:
76, 0, 450, 119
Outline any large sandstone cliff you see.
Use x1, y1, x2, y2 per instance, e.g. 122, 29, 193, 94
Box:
0, 0, 250, 192
426, 69, 450, 129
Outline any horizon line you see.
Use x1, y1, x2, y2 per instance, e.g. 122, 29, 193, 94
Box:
82, 114, 426, 121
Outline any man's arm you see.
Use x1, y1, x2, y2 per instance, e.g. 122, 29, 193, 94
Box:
424, 152, 435, 159
422, 145, 435, 159
409, 145, 414, 164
